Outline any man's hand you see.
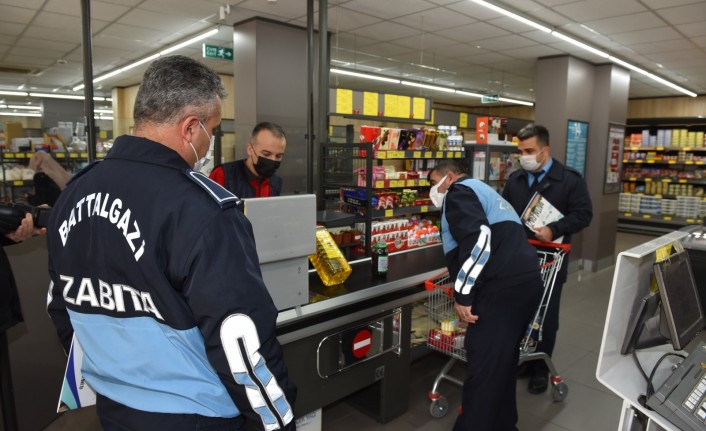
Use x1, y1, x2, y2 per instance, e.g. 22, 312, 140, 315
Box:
5, 213, 46, 242
454, 302, 479, 324
533, 226, 553, 243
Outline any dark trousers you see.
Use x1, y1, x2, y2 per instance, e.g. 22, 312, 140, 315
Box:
529, 280, 564, 375
97, 394, 246, 431
453, 276, 543, 431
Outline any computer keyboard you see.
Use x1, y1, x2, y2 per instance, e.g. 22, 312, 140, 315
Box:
648, 341, 706, 430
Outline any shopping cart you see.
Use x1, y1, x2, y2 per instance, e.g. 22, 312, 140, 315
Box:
424, 240, 571, 418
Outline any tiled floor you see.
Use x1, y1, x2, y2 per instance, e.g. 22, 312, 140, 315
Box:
43, 232, 655, 431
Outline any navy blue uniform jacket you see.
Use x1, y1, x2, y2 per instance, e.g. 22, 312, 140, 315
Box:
442, 178, 540, 307
502, 158, 593, 283
46, 136, 295, 430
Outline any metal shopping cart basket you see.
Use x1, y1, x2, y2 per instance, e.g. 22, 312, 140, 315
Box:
424, 240, 571, 418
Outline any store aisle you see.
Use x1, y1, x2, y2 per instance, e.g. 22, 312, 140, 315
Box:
43, 233, 654, 431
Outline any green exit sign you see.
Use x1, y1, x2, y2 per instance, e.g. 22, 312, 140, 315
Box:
203, 44, 233, 60
481, 94, 499, 103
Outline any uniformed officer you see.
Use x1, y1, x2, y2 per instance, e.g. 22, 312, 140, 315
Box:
502, 123, 593, 394
429, 159, 543, 431
46, 55, 296, 431
209, 122, 286, 198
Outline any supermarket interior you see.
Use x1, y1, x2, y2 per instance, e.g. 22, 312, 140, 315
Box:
2, 1, 706, 431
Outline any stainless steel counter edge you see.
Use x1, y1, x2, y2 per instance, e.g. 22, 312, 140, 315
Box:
276, 266, 445, 328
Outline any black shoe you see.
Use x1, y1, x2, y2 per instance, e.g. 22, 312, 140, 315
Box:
528, 373, 549, 394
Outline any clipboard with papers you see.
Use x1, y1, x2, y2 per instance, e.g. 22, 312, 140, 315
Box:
57, 335, 96, 412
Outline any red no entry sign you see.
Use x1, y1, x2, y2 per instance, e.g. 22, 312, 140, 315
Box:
352, 329, 372, 359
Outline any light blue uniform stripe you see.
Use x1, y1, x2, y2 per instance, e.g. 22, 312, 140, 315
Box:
69, 311, 239, 417
441, 178, 521, 254
440, 179, 521, 294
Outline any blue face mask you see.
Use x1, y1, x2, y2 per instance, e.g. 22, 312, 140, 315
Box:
190, 122, 214, 172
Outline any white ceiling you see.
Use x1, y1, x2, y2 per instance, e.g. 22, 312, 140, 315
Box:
1, 0, 705, 111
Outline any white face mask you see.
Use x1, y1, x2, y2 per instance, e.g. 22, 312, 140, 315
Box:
520, 147, 545, 172
429, 174, 448, 208
190, 122, 215, 172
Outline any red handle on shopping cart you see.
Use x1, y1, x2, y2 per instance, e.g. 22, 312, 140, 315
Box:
528, 239, 572, 253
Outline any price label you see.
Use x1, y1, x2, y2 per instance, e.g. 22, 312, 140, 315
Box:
685, 161, 694, 165
56, 153, 65, 158
697, 161, 704, 165
644, 178, 652, 182
687, 218, 695, 223
435, 151, 443, 158
12, 181, 23, 186
15, 153, 25, 159
679, 179, 687, 183
385, 209, 393, 217
662, 179, 671, 183
667, 161, 676, 164
81, 152, 88, 158
421, 205, 428, 212
684, 147, 693, 151
70, 153, 78, 159
656, 146, 665, 151
663, 216, 672, 221
642, 214, 651, 219
420, 180, 429, 186
424, 152, 432, 158
413, 151, 421, 158
406, 180, 415, 187
625, 212, 633, 217
4, 154, 14, 159
377, 151, 387, 159
375, 181, 384, 188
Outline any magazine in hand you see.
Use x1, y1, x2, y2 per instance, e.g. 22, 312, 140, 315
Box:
520, 192, 565, 243
57, 335, 96, 412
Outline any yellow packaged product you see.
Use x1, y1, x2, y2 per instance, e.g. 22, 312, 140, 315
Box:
309, 226, 352, 286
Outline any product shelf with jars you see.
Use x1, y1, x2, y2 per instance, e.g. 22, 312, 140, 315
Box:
462, 143, 520, 192
0, 151, 107, 202
321, 142, 458, 257
618, 118, 706, 234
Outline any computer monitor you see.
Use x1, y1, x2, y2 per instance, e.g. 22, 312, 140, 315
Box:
621, 250, 705, 354
654, 250, 705, 351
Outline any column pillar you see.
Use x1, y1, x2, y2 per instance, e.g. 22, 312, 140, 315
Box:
233, 18, 313, 194
535, 55, 630, 271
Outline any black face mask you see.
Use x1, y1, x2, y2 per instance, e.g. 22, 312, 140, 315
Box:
253, 155, 281, 178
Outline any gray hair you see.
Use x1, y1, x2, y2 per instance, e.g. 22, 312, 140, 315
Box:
133, 55, 227, 128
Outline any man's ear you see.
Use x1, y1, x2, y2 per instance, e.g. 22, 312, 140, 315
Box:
180, 116, 201, 143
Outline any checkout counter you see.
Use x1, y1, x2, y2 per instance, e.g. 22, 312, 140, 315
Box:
244, 194, 446, 423
597, 227, 706, 431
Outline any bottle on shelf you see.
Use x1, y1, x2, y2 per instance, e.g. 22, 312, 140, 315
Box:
309, 226, 352, 286
371, 241, 389, 277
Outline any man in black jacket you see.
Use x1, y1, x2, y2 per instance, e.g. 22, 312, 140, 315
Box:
429, 160, 543, 431
46, 55, 296, 431
209, 122, 286, 198
502, 123, 593, 395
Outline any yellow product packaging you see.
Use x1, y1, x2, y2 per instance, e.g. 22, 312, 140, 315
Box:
309, 226, 352, 286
